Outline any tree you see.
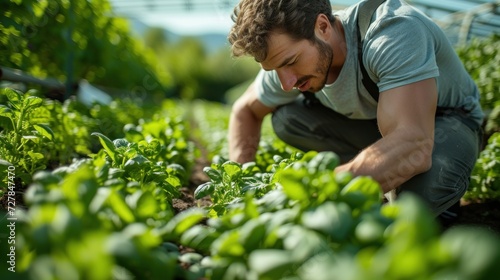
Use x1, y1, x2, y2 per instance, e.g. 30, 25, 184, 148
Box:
0, 0, 172, 102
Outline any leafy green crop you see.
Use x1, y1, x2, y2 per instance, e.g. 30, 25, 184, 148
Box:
2, 77, 500, 280
194, 151, 305, 216
0, 88, 55, 184
457, 34, 500, 111
467, 132, 500, 201
92, 132, 188, 201
8, 160, 182, 279
184, 152, 500, 279
2, 107, 198, 279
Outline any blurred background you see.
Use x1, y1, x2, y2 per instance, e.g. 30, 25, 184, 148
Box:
1, 0, 498, 105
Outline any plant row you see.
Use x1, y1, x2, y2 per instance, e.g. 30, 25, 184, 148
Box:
186, 151, 500, 279
1, 87, 500, 279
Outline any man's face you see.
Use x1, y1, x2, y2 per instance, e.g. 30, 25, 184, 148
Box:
260, 31, 333, 93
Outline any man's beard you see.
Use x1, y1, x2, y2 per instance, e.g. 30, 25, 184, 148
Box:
295, 37, 333, 93
310, 37, 333, 92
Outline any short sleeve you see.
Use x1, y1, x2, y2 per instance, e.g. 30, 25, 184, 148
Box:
364, 15, 440, 92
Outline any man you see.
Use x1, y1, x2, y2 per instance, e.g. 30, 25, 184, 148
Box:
227, 0, 484, 224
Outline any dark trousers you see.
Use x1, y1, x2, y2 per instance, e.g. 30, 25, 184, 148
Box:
271, 96, 483, 216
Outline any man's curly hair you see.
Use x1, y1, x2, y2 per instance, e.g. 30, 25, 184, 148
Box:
228, 0, 335, 62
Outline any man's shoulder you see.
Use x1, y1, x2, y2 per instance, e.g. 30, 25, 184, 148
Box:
372, 0, 435, 27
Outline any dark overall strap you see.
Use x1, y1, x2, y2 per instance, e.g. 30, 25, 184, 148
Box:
357, 0, 386, 102
356, 0, 474, 122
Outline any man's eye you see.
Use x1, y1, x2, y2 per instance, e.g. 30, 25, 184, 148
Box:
288, 60, 297, 66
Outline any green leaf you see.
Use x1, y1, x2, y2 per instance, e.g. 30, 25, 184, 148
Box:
355, 218, 386, 245
238, 219, 266, 252
307, 151, 340, 173
23, 96, 43, 109
92, 132, 117, 162
194, 182, 215, 199
32, 171, 61, 185
166, 163, 186, 181
266, 208, 301, 231
124, 155, 150, 172
179, 252, 203, 265
301, 201, 353, 242
211, 230, 245, 258
22, 136, 39, 146
441, 226, 500, 279
135, 193, 158, 218
0, 105, 13, 118
89, 188, 112, 214
0, 159, 12, 167
4, 88, 21, 109
222, 161, 242, 181
61, 164, 99, 204
156, 208, 206, 240
386, 194, 438, 243
147, 139, 162, 154
180, 225, 217, 253
282, 226, 326, 261
127, 190, 158, 219
203, 166, 222, 182
27, 151, 44, 161
242, 161, 259, 175
248, 249, 296, 278
166, 176, 181, 188
34, 124, 54, 140
108, 191, 135, 224
279, 169, 309, 203
113, 138, 129, 148
340, 176, 382, 210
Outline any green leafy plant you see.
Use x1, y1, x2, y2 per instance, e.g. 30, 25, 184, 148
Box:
0, 88, 54, 184
456, 34, 500, 111
92, 132, 187, 202
7, 159, 183, 279
467, 132, 500, 201
182, 152, 500, 280
194, 151, 305, 216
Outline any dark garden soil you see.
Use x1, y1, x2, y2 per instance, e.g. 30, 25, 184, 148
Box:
172, 157, 213, 214
453, 199, 500, 233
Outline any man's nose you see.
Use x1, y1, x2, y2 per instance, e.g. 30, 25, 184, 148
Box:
276, 69, 297, 92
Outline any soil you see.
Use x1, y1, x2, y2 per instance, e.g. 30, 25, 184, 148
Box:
452, 199, 500, 233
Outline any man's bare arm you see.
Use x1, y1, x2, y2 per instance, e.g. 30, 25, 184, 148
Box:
229, 82, 275, 163
335, 78, 438, 193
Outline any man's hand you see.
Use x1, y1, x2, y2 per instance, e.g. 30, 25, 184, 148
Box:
229, 82, 274, 163
334, 78, 438, 193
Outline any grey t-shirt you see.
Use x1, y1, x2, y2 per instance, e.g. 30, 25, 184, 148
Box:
255, 0, 484, 125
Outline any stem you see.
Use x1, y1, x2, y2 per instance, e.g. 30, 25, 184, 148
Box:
16, 138, 26, 151
14, 106, 26, 150
140, 170, 146, 185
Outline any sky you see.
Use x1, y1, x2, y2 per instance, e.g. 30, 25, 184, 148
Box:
137, 11, 235, 35
109, 0, 240, 36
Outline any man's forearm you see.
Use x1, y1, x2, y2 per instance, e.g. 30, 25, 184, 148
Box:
335, 129, 433, 193
228, 108, 263, 163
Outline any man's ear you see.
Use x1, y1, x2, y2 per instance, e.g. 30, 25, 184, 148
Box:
314, 14, 332, 40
